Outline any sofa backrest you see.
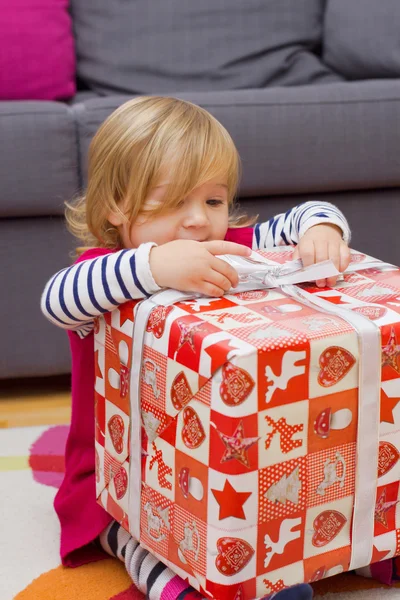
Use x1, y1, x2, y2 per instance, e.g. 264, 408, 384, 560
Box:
71, 0, 342, 95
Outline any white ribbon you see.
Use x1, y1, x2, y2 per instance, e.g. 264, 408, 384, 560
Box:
128, 255, 394, 569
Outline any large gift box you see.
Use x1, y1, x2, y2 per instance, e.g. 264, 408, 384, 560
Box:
94, 249, 400, 600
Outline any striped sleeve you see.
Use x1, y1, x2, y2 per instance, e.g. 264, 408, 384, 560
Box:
40, 243, 161, 337
253, 201, 351, 249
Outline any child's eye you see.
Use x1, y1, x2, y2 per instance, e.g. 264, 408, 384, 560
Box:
207, 199, 224, 206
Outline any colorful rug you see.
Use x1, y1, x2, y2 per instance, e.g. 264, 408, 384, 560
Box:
0, 425, 399, 600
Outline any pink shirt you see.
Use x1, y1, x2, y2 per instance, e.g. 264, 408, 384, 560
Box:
55, 228, 253, 567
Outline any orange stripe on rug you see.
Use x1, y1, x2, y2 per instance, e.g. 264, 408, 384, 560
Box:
13, 559, 138, 600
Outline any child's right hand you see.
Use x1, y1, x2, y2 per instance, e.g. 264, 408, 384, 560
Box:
150, 240, 251, 296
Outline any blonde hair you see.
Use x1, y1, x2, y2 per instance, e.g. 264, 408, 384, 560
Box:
65, 96, 256, 255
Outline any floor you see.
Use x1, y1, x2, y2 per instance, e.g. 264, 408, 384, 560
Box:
0, 375, 71, 428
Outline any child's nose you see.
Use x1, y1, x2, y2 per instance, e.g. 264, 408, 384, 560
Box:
183, 206, 209, 228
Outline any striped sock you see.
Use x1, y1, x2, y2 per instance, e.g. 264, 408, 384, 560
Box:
98, 521, 202, 600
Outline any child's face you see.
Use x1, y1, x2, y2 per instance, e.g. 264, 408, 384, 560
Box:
115, 177, 230, 248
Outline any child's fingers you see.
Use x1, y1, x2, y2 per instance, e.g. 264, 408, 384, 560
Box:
198, 282, 225, 297
340, 243, 351, 272
205, 269, 233, 293
203, 241, 251, 257
211, 257, 239, 287
298, 239, 315, 268
326, 242, 341, 287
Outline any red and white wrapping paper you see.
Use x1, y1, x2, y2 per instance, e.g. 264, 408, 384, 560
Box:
95, 249, 400, 600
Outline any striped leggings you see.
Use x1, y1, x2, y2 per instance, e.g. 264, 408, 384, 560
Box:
97, 520, 203, 600
97, 521, 314, 600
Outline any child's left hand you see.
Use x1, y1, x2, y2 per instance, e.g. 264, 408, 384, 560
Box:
292, 223, 351, 288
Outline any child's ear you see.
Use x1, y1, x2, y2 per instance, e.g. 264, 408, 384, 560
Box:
108, 209, 124, 227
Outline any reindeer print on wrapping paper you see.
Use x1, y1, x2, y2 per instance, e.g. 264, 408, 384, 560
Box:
264, 517, 302, 568
264, 416, 304, 454
265, 350, 307, 404
149, 442, 173, 490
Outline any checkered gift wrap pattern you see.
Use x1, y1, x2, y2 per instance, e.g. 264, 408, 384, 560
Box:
94, 249, 400, 600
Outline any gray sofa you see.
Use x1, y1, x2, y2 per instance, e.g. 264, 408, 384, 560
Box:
1, 0, 400, 379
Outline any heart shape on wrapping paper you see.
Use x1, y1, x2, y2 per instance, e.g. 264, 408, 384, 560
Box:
312, 510, 347, 547
235, 290, 269, 302
114, 466, 128, 500
350, 253, 367, 264
181, 406, 206, 449
146, 305, 174, 338
171, 371, 193, 410
108, 414, 125, 454
351, 306, 387, 321
220, 363, 255, 406
215, 537, 255, 575
318, 347, 356, 387
378, 441, 399, 478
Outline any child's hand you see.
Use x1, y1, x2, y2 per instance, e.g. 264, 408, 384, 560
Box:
150, 240, 252, 296
292, 224, 351, 288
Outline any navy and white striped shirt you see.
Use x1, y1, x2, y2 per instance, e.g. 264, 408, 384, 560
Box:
41, 201, 350, 339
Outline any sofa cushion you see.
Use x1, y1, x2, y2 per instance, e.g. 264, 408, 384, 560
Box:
0, 217, 74, 378
0, 102, 79, 218
74, 81, 400, 197
0, 0, 76, 100
323, 0, 400, 79
72, 0, 341, 95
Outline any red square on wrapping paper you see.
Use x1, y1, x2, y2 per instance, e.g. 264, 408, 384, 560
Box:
209, 410, 259, 474
257, 341, 310, 410
375, 482, 399, 536
307, 443, 356, 508
303, 547, 351, 583
258, 457, 307, 524
175, 296, 237, 315
141, 399, 175, 446
95, 391, 106, 447
168, 315, 219, 372
381, 323, 400, 382
206, 578, 256, 600
308, 389, 358, 453
175, 449, 208, 522
256, 514, 305, 575
104, 324, 132, 414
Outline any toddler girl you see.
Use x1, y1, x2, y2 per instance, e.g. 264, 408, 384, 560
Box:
41, 96, 379, 600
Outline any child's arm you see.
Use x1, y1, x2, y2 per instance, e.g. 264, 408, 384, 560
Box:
40, 244, 160, 338
253, 201, 351, 249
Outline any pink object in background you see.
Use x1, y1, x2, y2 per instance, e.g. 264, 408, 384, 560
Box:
0, 0, 76, 100
29, 425, 69, 488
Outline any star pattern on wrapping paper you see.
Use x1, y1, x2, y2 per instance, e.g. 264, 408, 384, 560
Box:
205, 338, 237, 373
119, 308, 134, 328
317, 294, 349, 305
382, 327, 400, 375
176, 320, 209, 353
371, 545, 391, 563
212, 420, 260, 468
375, 488, 399, 528
380, 388, 400, 424
211, 479, 251, 520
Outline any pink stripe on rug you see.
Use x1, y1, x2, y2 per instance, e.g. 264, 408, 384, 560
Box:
161, 575, 192, 600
